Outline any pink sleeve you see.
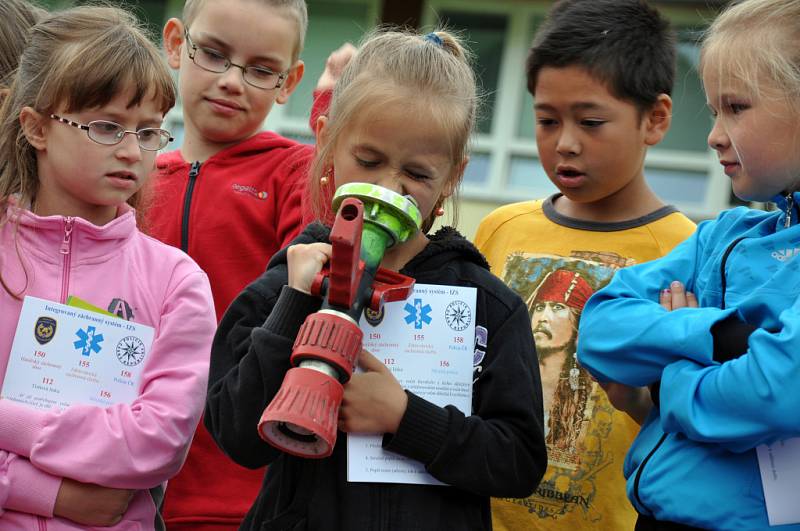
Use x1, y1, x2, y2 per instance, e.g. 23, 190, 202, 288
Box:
4, 453, 60, 517
0, 270, 216, 489
0, 452, 9, 516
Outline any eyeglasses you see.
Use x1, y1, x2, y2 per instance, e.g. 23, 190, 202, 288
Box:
50, 114, 173, 151
184, 29, 288, 90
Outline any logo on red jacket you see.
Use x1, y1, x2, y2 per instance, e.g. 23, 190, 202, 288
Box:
232, 183, 269, 200
108, 299, 135, 321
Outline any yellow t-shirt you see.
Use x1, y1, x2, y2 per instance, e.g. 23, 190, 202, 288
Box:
474, 196, 696, 531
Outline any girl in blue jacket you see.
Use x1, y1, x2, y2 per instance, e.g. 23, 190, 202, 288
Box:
577, 0, 800, 530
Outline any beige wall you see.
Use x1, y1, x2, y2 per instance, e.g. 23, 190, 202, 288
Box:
433, 197, 512, 242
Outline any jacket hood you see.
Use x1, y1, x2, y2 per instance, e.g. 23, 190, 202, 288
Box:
268, 222, 489, 274
402, 226, 489, 274
156, 131, 300, 173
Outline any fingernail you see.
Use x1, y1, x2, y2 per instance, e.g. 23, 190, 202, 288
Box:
662, 289, 671, 295
671, 280, 682, 289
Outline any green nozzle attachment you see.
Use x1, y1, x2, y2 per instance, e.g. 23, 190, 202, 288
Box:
332, 183, 422, 269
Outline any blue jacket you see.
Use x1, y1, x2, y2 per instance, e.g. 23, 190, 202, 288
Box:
577, 193, 800, 530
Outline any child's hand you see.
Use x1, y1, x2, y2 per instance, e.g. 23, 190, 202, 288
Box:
598, 382, 651, 425
659, 280, 698, 310
54, 478, 135, 526
287, 242, 332, 294
315, 43, 357, 92
339, 350, 408, 434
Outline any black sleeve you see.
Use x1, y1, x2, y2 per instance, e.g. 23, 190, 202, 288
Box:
204, 273, 322, 469
711, 313, 758, 363
383, 295, 547, 498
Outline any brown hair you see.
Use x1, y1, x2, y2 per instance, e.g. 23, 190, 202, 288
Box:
0, 0, 45, 90
0, 5, 176, 297
182, 0, 308, 61
309, 28, 478, 233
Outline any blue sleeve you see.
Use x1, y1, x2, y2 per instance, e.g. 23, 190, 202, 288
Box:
659, 297, 800, 450
577, 220, 736, 387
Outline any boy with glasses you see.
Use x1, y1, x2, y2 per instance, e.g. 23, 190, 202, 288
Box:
147, 1, 314, 529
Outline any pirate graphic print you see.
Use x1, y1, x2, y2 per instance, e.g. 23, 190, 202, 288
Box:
500, 250, 634, 520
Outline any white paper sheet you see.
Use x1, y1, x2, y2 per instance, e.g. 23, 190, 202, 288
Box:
757, 438, 800, 525
2, 296, 154, 410
347, 284, 476, 485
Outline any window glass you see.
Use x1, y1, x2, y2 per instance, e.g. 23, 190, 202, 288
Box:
462, 152, 491, 185
435, 11, 507, 134
659, 28, 710, 152
284, 1, 374, 120
508, 156, 554, 195
645, 167, 709, 204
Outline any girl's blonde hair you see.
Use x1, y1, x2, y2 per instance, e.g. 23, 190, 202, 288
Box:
0, 6, 175, 297
309, 28, 477, 233
701, 0, 800, 114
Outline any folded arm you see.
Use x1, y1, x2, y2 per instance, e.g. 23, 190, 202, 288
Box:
0, 271, 216, 488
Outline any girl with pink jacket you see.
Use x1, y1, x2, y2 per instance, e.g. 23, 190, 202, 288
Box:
0, 6, 216, 529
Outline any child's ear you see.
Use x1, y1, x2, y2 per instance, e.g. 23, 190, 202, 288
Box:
163, 18, 185, 70
644, 94, 673, 146
276, 60, 305, 105
315, 115, 329, 149
20, 107, 48, 150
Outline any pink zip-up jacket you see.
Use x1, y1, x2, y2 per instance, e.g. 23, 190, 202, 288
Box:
0, 203, 216, 530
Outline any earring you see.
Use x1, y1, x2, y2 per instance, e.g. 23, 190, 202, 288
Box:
435, 206, 445, 217
320, 167, 332, 186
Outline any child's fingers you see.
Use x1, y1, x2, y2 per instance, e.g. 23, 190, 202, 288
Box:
357, 349, 387, 373
659, 288, 672, 311
286, 243, 333, 293
668, 281, 689, 309
686, 291, 699, 308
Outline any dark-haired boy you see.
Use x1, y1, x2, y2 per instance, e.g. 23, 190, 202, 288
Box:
474, 1, 696, 529
147, 1, 312, 529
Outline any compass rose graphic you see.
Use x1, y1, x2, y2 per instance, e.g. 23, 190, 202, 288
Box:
116, 336, 146, 366
445, 300, 471, 331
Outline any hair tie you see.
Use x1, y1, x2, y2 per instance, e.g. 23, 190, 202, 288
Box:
423, 32, 444, 47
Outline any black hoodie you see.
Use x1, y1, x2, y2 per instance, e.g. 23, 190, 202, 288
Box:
206, 223, 546, 531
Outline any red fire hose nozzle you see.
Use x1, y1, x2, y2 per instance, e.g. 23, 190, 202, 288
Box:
257, 188, 419, 458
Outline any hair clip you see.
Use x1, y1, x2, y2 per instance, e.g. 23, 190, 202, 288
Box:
423, 32, 444, 47
601, 29, 610, 36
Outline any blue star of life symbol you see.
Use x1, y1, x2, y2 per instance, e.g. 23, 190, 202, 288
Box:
404, 298, 432, 329
74, 325, 104, 356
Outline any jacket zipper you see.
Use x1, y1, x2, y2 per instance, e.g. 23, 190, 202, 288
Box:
181, 161, 201, 252
784, 193, 794, 228
633, 432, 668, 515
59, 217, 75, 304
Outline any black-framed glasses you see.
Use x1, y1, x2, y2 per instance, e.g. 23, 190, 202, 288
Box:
50, 114, 173, 151
184, 28, 288, 90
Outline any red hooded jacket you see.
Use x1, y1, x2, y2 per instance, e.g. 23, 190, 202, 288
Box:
147, 131, 313, 530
